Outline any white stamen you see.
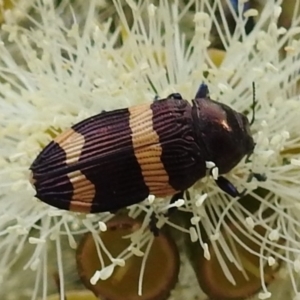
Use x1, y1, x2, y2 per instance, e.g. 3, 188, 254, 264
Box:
243, 9, 258, 18
277, 27, 287, 35
147, 194, 155, 204
139, 62, 149, 72
125, 0, 137, 11
111, 258, 125, 267
268, 256, 276, 266
193, 12, 209, 23
283, 46, 296, 54
173, 199, 185, 207
212, 167, 219, 180
294, 260, 300, 273
245, 217, 255, 229
29, 237, 46, 244
210, 233, 220, 241
273, 6, 282, 18
206, 161, 215, 168
203, 243, 210, 260
291, 159, 300, 167
258, 292, 272, 299
47, 209, 64, 216
99, 264, 115, 281
266, 62, 278, 73
260, 120, 268, 127
6, 225, 28, 235
196, 194, 207, 207
68, 235, 77, 249
129, 247, 144, 257
293, 294, 300, 300
147, 4, 157, 17
281, 131, 290, 139
189, 227, 198, 242
191, 216, 200, 225
90, 271, 101, 285
268, 229, 279, 241
218, 83, 228, 92
30, 258, 40, 271
99, 221, 107, 232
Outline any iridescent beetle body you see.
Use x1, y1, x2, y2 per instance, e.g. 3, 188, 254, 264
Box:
30, 84, 254, 213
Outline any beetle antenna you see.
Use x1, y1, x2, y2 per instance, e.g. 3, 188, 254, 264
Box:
250, 82, 256, 126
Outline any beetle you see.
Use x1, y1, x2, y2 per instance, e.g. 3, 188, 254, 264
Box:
30, 83, 255, 213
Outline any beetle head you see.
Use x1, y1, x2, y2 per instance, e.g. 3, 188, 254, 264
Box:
192, 97, 254, 174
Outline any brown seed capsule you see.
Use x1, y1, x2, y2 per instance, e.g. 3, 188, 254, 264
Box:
47, 290, 98, 300
191, 221, 283, 300
76, 216, 180, 300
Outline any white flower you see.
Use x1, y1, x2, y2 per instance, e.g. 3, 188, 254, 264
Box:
1, 0, 300, 299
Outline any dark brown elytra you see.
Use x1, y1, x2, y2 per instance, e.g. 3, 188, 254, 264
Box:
29, 83, 255, 214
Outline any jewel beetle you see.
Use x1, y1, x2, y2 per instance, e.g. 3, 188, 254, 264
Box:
30, 83, 255, 213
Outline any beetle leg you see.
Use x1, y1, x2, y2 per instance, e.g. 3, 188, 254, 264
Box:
245, 154, 251, 163
195, 83, 210, 98
167, 93, 183, 100
149, 191, 186, 237
253, 173, 267, 182
216, 171, 266, 198
245, 149, 255, 163
185, 189, 191, 201
153, 95, 160, 101
247, 171, 267, 182
215, 176, 241, 197
149, 213, 159, 237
